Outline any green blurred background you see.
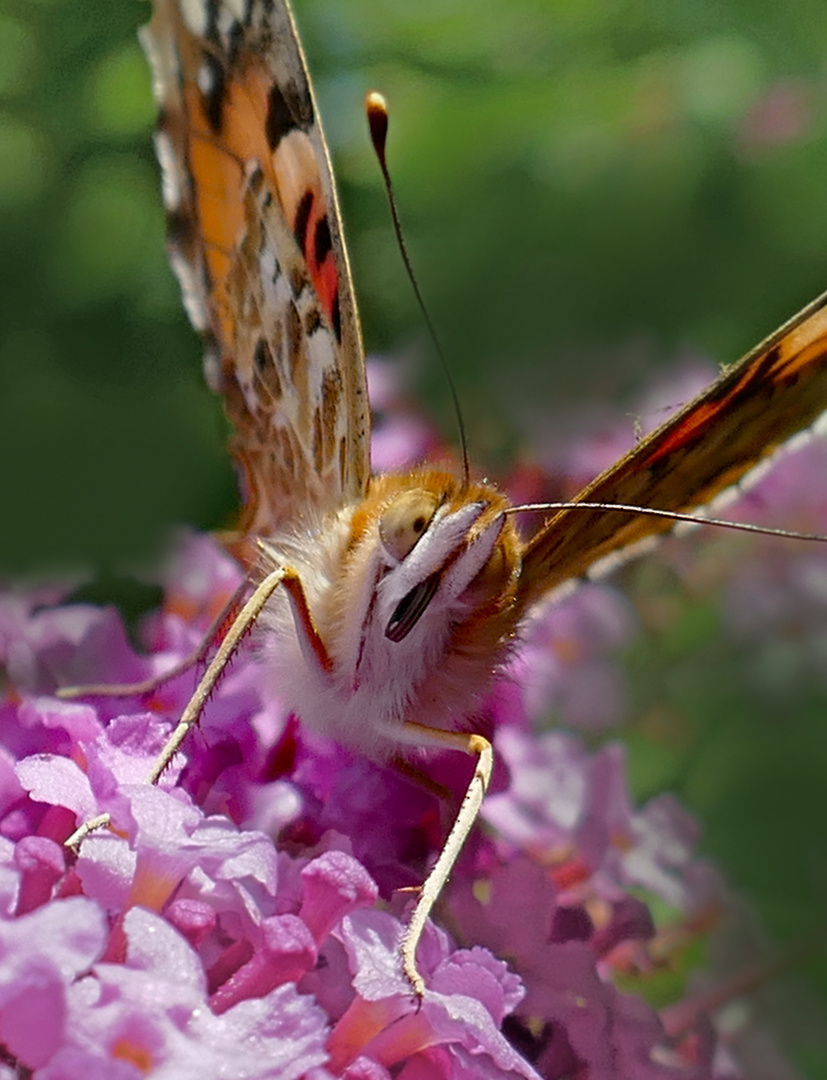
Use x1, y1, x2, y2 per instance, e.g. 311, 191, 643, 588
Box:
2, 0, 827, 1072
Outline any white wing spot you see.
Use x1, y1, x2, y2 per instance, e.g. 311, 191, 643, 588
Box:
180, 0, 209, 37
154, 131, 183, 212
221, 0, 247, 28
197, 60, 217, 97
169, 248, 209, 332
259, 245, 280, 290
813, 409, 827, 439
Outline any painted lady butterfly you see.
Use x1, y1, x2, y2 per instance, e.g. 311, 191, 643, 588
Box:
128, 0, 827, 993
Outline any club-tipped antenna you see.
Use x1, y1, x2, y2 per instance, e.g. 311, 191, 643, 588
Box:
366, 91, 470, 487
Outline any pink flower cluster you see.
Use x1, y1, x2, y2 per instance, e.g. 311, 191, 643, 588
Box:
1, 569, 536, 1078
0, 524, 739, 1079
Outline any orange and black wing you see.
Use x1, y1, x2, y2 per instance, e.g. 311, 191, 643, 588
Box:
142, 0, 370, 535
518, 290, 827, 606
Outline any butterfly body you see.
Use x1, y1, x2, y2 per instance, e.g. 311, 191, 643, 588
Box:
257, 467, 521, 759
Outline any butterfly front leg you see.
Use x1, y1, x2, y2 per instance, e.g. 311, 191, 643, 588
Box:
64, 564, 328, 848
56, 576, 252, 702
396, 723, 493, 998
146, 564, 334, 783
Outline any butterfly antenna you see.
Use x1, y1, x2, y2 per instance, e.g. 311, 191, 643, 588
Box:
366, 91, 470, 487
504, 500, 827, 543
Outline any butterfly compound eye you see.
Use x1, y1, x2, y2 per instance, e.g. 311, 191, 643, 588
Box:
378, 489, 441, 560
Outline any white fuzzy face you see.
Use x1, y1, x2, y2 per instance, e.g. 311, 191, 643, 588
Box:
257, 471, 522, 759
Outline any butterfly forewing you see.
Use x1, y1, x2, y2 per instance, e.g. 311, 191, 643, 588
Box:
517, 291, 827, 607
143, 0, 370, 535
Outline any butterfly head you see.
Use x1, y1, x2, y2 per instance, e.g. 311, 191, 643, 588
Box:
347, 470, 523, 664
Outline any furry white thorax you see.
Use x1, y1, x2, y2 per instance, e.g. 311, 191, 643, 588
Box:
257, 499, 505, 760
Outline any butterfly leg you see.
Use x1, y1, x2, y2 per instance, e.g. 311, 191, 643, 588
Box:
398, 724, 493, 997
65, 565, 331, 848
57, 578, 251, 701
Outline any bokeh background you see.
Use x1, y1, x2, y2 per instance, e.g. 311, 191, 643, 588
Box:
1, 0, 827, 1073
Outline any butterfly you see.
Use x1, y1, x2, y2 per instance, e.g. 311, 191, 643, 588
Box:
127, 0, 827, 994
